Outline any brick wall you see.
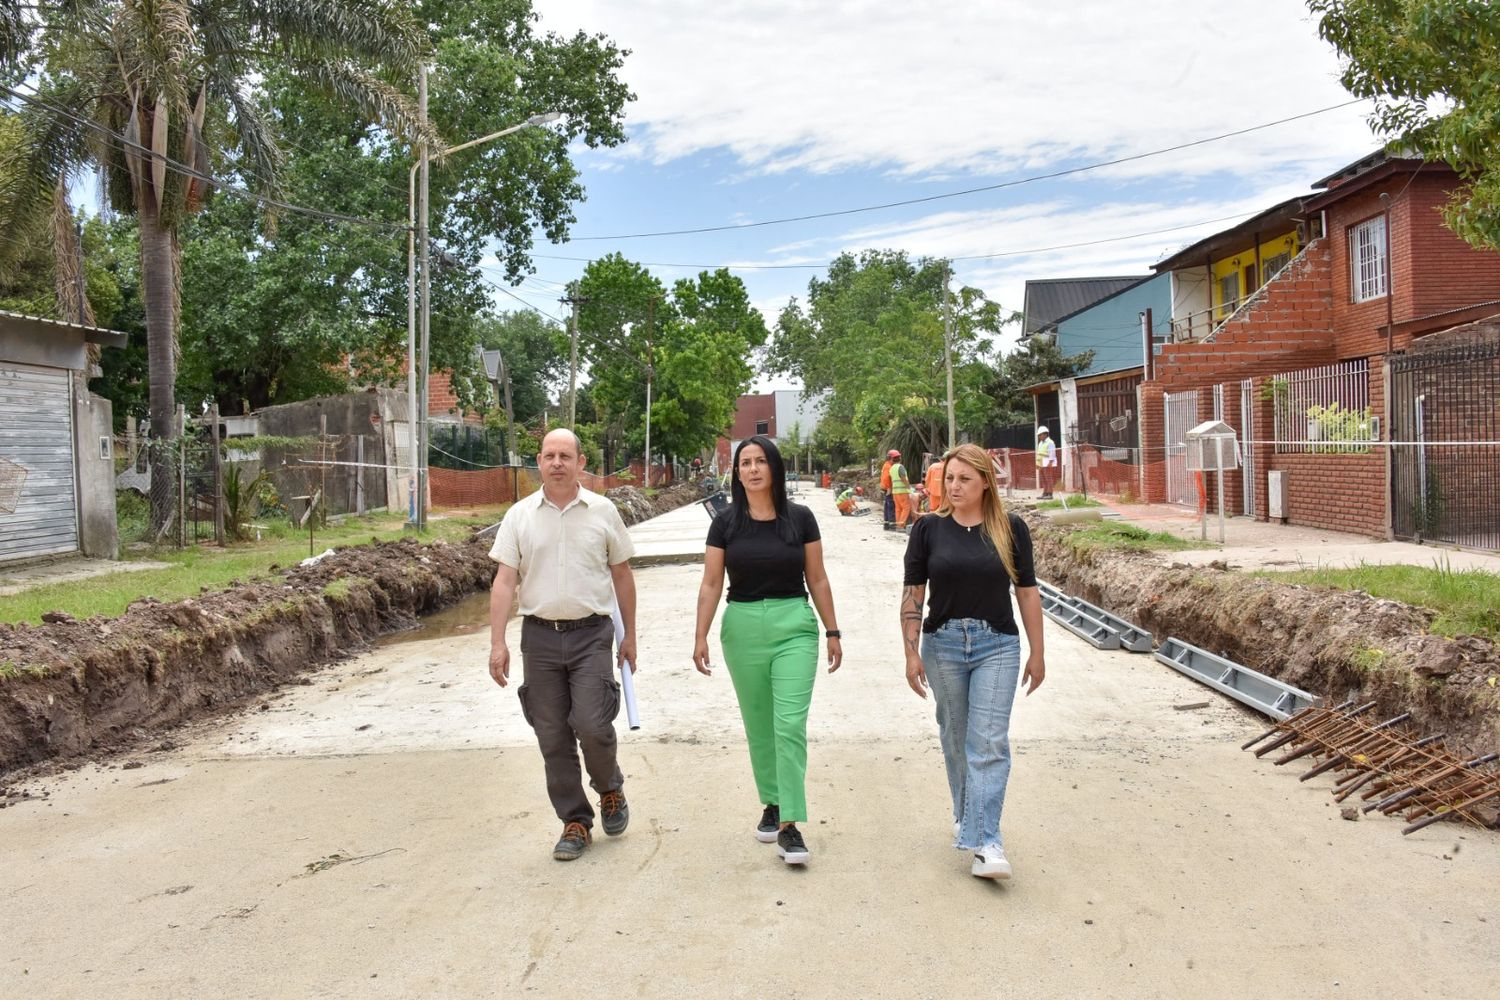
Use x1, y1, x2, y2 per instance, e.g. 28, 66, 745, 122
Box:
1152, 241, 1337, 391
729, 394, 776, 439
1267, 452, 1386, 536
1325, 174, 1500, 357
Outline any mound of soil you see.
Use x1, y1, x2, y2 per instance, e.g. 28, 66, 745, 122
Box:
0, 486, 703, 777
1028, 514, 1500, 758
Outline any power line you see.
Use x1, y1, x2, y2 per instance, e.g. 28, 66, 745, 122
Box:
0, 84, 409, 233
564, 100, 1365, 240
529, 210, 1279, 273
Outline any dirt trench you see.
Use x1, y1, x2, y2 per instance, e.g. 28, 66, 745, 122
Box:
0, 484, 702, 778
1027, 514, 1500, 758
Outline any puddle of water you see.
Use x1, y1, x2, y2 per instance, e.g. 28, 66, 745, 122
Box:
378, 590, 492, 647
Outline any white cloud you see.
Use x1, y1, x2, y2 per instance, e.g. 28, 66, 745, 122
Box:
541, 0, 1374, 181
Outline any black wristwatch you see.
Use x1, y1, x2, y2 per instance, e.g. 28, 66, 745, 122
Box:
825, 629, 842, 638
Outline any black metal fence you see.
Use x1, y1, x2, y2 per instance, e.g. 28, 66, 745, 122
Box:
1388, 341, 1500, 550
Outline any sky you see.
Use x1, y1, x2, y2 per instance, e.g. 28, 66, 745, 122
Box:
488, 0, 1382, 390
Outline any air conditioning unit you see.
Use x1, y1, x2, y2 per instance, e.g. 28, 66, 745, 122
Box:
1267, 470, 1288, 521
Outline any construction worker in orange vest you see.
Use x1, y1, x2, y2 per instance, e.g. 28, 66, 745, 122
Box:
924, 453, 945, 512
880, 449, 898, 524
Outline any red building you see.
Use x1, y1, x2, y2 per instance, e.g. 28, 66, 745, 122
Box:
1138, 152, 1500, 545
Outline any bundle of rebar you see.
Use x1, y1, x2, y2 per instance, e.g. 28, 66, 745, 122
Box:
1242, 700, 1500, 835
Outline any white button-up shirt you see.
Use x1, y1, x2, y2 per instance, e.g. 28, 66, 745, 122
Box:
488, 486, 635, 619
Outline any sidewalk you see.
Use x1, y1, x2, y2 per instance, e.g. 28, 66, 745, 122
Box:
627, 494, 718, 565
1038, 493, 1500, 573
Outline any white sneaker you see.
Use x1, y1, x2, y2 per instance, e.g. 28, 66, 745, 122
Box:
971, 844, 1012, 880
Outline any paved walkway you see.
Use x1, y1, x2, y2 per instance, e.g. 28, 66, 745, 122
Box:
1083, 496, 1500, 572
0, 556, 170, 598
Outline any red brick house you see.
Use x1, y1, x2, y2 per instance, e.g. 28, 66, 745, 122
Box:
1138, 152, 1500, 544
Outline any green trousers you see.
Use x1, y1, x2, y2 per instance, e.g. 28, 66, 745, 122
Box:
721, 597, 820, 823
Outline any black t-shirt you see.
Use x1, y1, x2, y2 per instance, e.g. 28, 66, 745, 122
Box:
706, 504, 822, 602
902, 512, 1037, 633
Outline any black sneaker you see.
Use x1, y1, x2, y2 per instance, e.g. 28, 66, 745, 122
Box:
600, 788, 629, 836
756, 804, 780, 843
553, 821, 591, 861
776, 823, 809, 865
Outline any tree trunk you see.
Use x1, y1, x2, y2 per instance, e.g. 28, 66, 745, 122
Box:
140, 199, 179, 535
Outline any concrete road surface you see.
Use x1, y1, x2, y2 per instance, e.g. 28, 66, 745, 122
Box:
3, 488, 1496, 999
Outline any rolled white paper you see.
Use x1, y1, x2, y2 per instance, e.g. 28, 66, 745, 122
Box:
611, 599, 641, 730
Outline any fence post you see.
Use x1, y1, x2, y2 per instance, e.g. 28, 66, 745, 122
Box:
356, 435, 366, 515
176, 403, 187, 547
210, 402, 224, 546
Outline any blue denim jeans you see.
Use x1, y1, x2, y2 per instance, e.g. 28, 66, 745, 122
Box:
921, 619, 1022, 851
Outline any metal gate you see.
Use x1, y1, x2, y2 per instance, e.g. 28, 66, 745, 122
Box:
0, 364, 78, 562
1164, 389, 1199, 506
1389, 341, 1500, 550
1240, 378, 1256, 515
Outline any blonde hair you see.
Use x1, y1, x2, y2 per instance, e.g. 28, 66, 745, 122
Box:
935, 443, 1018, 583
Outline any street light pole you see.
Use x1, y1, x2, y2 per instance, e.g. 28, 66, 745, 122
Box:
943, 262, 956, 449
405, 66, 426, 529
405, 91, 561, 530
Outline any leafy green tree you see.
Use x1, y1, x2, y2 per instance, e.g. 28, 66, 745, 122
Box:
1309, 0, 1500, 248
0, 1, 432, 532
768, 250, 1006, 456
475, 310, 567, 426
986, 336, 1096, 426
576, 254, 767, 462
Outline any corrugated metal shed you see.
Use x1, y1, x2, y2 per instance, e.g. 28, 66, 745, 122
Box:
0, 365, 78, 561
1022, 276, 1149, 336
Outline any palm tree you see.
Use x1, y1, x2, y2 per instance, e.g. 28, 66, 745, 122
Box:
0, 2, 437, 534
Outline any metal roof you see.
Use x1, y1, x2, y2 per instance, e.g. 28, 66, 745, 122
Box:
0, 308, 129, 349
1151, 196, 1309, 273
1022, 276, 1149, 335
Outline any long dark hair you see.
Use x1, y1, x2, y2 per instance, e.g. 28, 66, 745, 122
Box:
725, 435, 803, 544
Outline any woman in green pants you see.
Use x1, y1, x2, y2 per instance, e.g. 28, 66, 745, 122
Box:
693, 435, 842, 865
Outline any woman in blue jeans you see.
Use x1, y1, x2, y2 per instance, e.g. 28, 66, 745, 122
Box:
901, 443, 1046, 879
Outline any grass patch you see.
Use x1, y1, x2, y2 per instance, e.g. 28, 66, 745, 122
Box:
1035, 494, 1103, 510
1064, 522, 1212, 553
1259, 561, 1500, 641
323, 577, 365, 600
1, 506, 509, 627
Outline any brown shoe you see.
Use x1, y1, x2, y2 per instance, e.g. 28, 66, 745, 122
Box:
600, 788, 629, 836
553, 821, 591, 861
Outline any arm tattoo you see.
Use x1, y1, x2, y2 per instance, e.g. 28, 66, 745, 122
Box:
901, 586, 923, 655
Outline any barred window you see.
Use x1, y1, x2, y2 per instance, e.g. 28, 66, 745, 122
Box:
1349, 216, 1388, 302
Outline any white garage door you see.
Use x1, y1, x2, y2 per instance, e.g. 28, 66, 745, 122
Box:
0, 364, 78, 562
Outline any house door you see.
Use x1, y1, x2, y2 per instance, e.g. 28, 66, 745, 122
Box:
0, 364, 78, 563
1163, 389, 1199, 506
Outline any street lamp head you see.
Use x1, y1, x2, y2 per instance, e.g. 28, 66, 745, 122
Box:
527, 111, 563, 126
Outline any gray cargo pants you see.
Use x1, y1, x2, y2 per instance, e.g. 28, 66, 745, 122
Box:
516, 617, 624, 828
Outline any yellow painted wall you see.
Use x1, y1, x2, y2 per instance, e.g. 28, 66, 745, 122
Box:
1210, 230, 1301, 317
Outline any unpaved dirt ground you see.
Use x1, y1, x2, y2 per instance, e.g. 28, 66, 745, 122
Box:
2, 492, 1497, 999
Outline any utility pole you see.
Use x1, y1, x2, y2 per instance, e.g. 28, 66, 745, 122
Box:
943, 262, 956, 450
416, 66, 431, 531
498, 350, 518, 465
644, 297, 656, 487
561, 292, 588, 426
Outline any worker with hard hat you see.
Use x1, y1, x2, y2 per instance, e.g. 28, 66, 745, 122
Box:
1035, 426, 1057, 499
880, 449, 899, 524
889, 450, 914, 528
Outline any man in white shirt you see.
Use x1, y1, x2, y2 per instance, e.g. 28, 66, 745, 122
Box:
488, 428, 638, 861
1035, 425, 1058, 499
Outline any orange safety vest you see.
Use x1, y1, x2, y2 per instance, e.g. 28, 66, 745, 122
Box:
880, 460, 893, 491
924, 460, 944, 509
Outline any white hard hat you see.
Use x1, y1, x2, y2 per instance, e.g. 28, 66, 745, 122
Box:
1036, 425, 1049, 436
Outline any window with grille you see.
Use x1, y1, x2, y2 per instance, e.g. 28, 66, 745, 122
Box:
1349, 216, 1388, 302
1263, 251, 1292, 279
